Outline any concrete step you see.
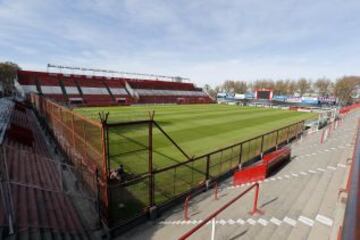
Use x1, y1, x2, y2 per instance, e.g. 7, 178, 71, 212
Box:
306, 145, 353, 240
286, 150, 344, 239
238, 126, 349, 240
264, 143, 345, 239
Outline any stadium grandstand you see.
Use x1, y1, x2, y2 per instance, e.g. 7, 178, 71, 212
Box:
16, 69, 213, 106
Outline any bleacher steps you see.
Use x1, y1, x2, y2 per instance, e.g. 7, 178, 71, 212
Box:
73, 80, 84, 100
58, 79, 69, 102
124, 81, 139, 101
34, 78, 42, 95
101, 80, 115, 103
267, 147, 341, 239
246, 137, 343, 239
306, 152, 352, 239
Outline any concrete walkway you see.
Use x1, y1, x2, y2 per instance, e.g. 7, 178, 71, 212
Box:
117, 111, 359, 240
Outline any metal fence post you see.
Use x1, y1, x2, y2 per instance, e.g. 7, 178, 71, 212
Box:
238, 143, 242, 165
95, 168, 102, 228
260, 135, 264, 158
99, 112, 110, 223
286, 126, 290, 143
149, 120, 154, 207
206, 155, 210, 180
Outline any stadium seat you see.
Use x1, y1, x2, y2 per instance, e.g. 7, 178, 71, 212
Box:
0, 102, 88, 239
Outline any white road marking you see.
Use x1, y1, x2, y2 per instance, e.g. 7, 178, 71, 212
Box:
300, 171, 308, 175
298, 216, 314, 226
270, 217, 282, 226
247, 218, 256, 225
270, 177, 277, 181
284, 175, 290, 178
258, 218, 268, 226
228, 219, 235, 225
264, 179, 270, 182
283, 217, 297, 226
316, 214, 333, 226
292, 173, 299, 177
337, 163, 347, 168
317, 168, 326, 172
308, 170, 316, 174
324, 149, 330, 152
327, 166, 336, 170
218, 219, 226, 225
277, 176, 283, 180
330, 147, 336, 150
237, 219, 245, 225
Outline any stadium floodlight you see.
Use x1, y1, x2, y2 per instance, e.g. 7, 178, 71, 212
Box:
47, 63, 190, 82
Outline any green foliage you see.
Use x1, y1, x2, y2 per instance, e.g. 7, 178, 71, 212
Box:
334, 76, 360, 105
0, 61, 20, 96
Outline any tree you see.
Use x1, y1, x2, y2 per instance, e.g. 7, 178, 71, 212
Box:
203, 84, 217, 99
286, 80, 297, 96
222, 80, 235, 93
296, 78, 311, 96
274, 80, 288, 95
233, 81, 247, 93
314, 78, 333, 96
334, 76, 360, 105
253, 79, 274, 90
221, 80, 248, 93
0, 61, 20, 96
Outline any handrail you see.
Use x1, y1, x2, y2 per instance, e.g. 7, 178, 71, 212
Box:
341, 118, 360, 240
178, 183, 261, 240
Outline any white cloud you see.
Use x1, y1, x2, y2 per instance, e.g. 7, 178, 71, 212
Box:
1, 0, 360, 87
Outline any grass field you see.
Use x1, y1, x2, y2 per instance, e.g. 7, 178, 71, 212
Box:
76, 104, 316, 172
75, 104, 316, 222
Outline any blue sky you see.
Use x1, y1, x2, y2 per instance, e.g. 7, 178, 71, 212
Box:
1, 0, 360, 87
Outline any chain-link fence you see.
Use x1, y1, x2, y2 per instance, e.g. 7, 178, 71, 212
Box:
105, 118, 304, 227
29, 94, 304, 228
30, 93, 108, 223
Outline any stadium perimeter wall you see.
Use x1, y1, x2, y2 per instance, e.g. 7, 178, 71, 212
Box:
30, 93, 305, 233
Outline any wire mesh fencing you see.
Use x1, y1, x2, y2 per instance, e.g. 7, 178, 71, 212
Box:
30, 93, 108, 224
30, 93, 305, 228
105, 118, 304, 227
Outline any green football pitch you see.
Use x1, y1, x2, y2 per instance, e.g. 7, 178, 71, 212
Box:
76, 104, 316, 172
